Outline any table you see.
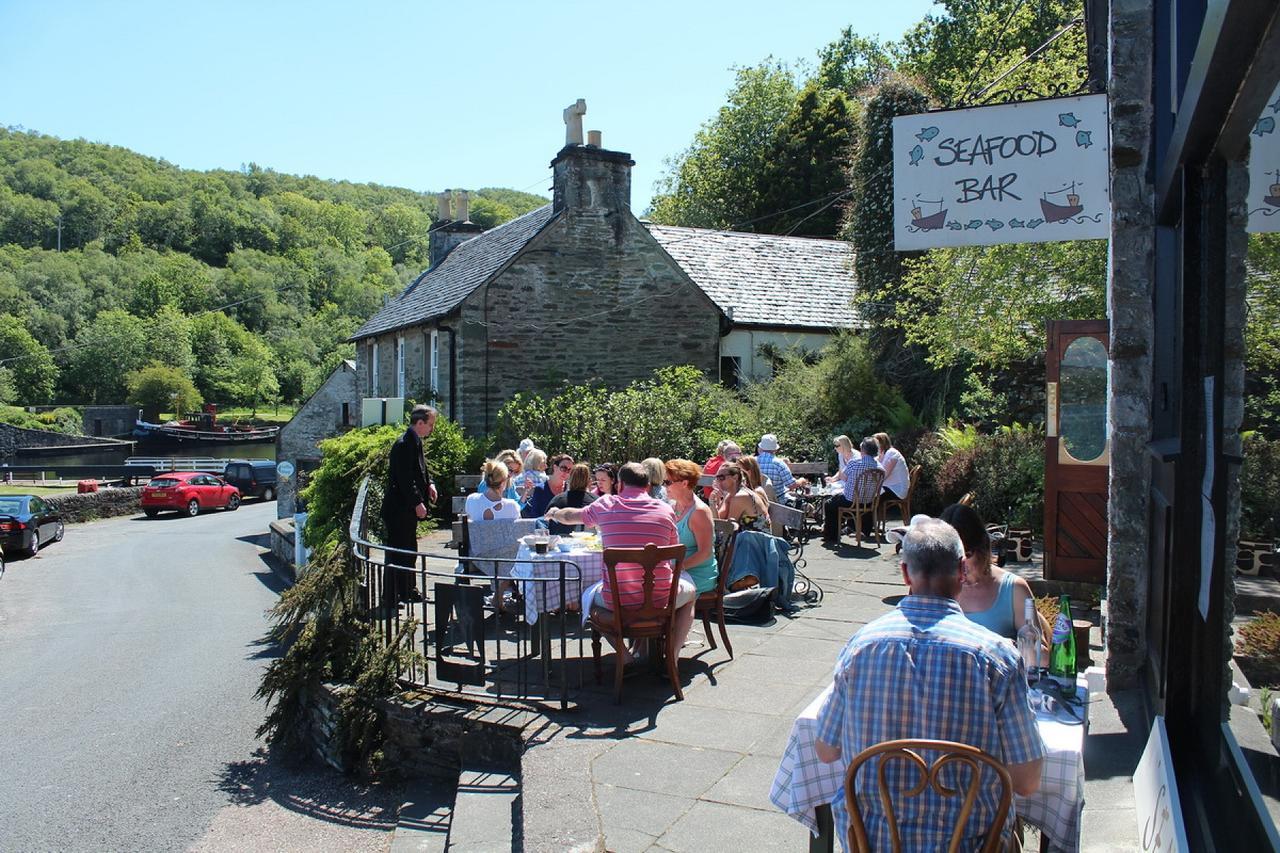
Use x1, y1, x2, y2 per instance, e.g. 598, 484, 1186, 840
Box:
509, 544, 605, 624
770, 678, 1089, 853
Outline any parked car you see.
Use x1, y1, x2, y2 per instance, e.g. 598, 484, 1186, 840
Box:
222, 460, 278, 501
0, 494, 65, 555
141, 472, 241, 517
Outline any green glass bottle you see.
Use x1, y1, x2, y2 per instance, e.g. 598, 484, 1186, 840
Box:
1048, 595, 1077, 692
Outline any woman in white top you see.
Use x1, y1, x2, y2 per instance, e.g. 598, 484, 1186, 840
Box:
874, 432, 910, 499
465, 459, 522, 521
826, 435, 855, 484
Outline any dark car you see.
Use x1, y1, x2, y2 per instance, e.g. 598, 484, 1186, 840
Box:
140, 472, 241, 517
223, 460, 278, 501
0, 494, 65, 556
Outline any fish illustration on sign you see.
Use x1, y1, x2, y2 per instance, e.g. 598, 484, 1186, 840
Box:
947, 221, 963, 230
986, 219, 1004, 230
1026, 218, 1044, 229
1009, 218, 1026, 228
1076, 130, 1093, 148
915, 126, 939, 142
1058, 113, 1081, 128
965, 219, 984, 230
908, 144, 924, 166
1270, 95, 1280, 114
1254, 117, 1276, 137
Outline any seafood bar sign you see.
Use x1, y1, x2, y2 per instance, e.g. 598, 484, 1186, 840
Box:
893, 94, 1110, 249
1246, 80, 1280, 233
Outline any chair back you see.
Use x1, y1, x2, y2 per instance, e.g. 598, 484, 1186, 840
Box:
713, 519, 739, 597
768, 501, 806, 540
850, 468, 886, 509
843, 739, 1013, 853
904, 465, 922, 502
597, 543, 687, 638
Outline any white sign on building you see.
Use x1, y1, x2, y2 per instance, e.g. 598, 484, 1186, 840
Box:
893, 94, 1111, 250
1247, 80, 1280, 233
1134, 716, 1189, 853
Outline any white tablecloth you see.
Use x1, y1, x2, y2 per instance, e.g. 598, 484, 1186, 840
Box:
770, 678, 1089, 853
509, 544, 605, 624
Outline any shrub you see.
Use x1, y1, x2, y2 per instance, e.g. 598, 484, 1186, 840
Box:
422, 415, 484, 521
1239, 611, 1280, 659
970, 426, 1046, 533
0, 405, 82, 434
1240, 434, 1280, 540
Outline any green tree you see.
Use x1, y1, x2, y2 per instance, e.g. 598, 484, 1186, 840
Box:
126, 362, 203, 419
814, 28, 896, 95
0, 313, 57, 403
1246, 234, 1280, 437
64, 309, 147, 402
0, 366, 15, 405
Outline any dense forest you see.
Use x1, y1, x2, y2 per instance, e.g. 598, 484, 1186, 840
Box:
0, 127, 546, 409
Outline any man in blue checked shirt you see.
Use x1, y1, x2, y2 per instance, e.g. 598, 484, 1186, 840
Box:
755, 433, 808, 501
815, 517, 1044, 851
822, 436, 883, 542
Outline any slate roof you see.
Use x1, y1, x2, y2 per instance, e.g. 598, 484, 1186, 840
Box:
351, 204, 558, 340
644, 224, 861, 330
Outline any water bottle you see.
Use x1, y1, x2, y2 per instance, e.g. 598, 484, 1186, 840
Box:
1017, 597, 1041, 680
1048, 595, 1077, 694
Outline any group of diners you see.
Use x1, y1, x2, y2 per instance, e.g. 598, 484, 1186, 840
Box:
819, 432, 910, 543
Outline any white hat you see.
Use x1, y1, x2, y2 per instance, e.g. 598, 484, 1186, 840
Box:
758, 433, 780, 452
517, 438, 536, 458
885, 514, 933, 545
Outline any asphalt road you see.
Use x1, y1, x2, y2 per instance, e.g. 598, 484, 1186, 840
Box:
0, 501, 399, 852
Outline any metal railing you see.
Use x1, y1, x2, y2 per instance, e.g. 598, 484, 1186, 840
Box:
347, 478, 585, 709
126, 457, 245, 473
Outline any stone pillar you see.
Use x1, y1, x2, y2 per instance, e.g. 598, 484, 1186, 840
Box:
1105, 0, 1154, 689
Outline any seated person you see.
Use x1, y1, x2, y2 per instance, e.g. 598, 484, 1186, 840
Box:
642, 457, 667, 501
593, 462, 617, 497
822, 437, 883, 542
941, 503, 1040, 650
494, 449, 524, 503
825, 435, 855, 484
546, 463, 597, 535
756, 433, 809, 502
875, 432, 910, 499
700, 440, 740, 499
737, 455, 774, 511
516, 448, 549, 503
710, 463, 770, 532
465, 458, 522, 521
522, 453, 573, 518
664, 458, 718, 597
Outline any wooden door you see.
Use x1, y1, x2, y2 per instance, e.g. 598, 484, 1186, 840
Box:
1044, 320, 1109, 583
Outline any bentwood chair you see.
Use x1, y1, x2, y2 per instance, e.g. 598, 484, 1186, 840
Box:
878, 464, 922, 534
844, 739, 1014, 853
837, 469, 886, 547
695, 520, 739, 659
590, 543, 687, 703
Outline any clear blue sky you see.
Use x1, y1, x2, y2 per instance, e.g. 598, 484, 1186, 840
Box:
0, 0, 938, 212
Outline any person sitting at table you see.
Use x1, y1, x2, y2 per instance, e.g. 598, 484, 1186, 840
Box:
545, 462, 697, 664
822, 437, 883, 543
710, 463, 770, 532
737, 455, 774, 510
522, 453, 573, 518
701, 440, 740, 500
664, 458, 719, 600
814, 516, 1044, 851
756, 433, 809, 501
593, 462, 618, 497
941, 503, 1041, 651
642, 457, 667, 501
517, 448, 549, 504
465, 458, 522, 521
825, 435, 855, 485
495, 449, 524, 503
874, 432, 910, 500
547, 463, 597, 535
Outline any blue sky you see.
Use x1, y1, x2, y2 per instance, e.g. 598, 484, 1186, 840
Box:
0, 0, 938, 212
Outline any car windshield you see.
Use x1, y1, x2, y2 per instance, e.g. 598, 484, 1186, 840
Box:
0, 496, 25, 514
148, 478, 180, 488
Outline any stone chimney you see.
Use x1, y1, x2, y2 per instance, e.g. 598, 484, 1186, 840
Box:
429, 190, 483, 269
551, 99, 634, 216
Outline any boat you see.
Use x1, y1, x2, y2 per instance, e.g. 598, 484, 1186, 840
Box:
1041, 182, 1084, 222
133, 404, 279, 445
910, 198, 948, 231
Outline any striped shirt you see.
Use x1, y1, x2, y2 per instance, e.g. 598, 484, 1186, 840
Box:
842, 454, 883, 503
816, 595, 1044, 852
756, 451, 795, 491
580, 485, 679, 609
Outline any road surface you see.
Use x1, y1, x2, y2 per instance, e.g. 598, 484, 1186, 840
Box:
0, 502, 401, 851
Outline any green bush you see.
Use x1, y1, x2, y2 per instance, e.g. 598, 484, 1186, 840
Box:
1241, 433, 1280, 540
970, 426, 1046, 533
0, 405, 82, 434
423, 415, 485, 521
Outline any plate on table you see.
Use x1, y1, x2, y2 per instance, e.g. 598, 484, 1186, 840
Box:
520, 534, 561, 550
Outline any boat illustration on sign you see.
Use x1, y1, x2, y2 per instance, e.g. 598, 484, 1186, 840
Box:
1265, 170, 1280, 207
1040, 182, 1084, 223
910, 197, 947, 231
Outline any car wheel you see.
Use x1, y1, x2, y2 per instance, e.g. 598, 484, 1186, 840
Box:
28, 525, 39, 555
227, 494, 241, 511
261, 486, 275, 502
144, 508, 159, 518
186, 499, 200, 518
54, 521, 64, 542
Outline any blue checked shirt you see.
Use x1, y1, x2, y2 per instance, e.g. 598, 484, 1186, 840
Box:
841, 454, 883, 503
816, 595, 1044, 852
756, 451, 795, 491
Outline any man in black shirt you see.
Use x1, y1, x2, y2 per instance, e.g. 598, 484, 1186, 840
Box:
382, 405, 437, 606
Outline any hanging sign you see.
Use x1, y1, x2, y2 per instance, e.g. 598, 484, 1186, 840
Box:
893, 94, 1110, 249
1134, 717, 1189, 853
1247, 80, 1280, 232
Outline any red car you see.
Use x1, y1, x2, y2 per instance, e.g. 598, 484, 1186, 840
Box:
141, 472, 241, 518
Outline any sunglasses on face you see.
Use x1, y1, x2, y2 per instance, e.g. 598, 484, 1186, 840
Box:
662, 479, 672, 486
714, 473, 730, 481
557, 465, 572, 472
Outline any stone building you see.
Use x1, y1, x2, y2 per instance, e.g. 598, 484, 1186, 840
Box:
350, 120, 860, 435
275, 359, 359, 518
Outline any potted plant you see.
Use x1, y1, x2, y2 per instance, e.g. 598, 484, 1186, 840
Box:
1238, 434, 1279, 576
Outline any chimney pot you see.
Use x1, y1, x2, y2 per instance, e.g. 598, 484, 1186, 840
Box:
436, 192, 451, 221
587, 130, 602, 148
457, 190, 471, 223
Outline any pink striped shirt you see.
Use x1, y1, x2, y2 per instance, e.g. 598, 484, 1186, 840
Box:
581, 485, 679, 609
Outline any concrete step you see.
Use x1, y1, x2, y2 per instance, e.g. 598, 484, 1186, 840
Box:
391, 781, 453, 853
447, 766, 520, 852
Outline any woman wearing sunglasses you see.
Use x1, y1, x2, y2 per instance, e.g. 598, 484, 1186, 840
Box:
710, 463, 770, 532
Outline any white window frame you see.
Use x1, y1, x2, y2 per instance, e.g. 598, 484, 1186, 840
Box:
430, 330, 440, 396
370, 342, 379, 395
396, 335, 406, 398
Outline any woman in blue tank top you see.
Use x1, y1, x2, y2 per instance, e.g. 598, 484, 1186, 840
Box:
940, 504, 1036, 642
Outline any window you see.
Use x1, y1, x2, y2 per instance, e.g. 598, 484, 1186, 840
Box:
396, 335, 406, 398
430, 329, 440, 396
720, 356, 742, 390
370, 342, 379, 395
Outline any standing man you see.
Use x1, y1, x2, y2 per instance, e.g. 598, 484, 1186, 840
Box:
382, 404, 438, 607
815, 517, 1043, 850
822, 436, 883, 543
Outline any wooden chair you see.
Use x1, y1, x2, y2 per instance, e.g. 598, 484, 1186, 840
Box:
879, 464, 922, 531
589, 543, 687, 703
695, 520, 738, 659
844, 739, 1014, 853
838, 469, 886, 547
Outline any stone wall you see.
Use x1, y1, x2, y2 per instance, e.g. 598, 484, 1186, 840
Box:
82, 406, 140, 437
277, 361, 360, 517
0, 422, 130, 458
45, 487, 143, 523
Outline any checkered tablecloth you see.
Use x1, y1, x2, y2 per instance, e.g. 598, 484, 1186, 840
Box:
770, 679, 1089, 853
509, 544, 604, 624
